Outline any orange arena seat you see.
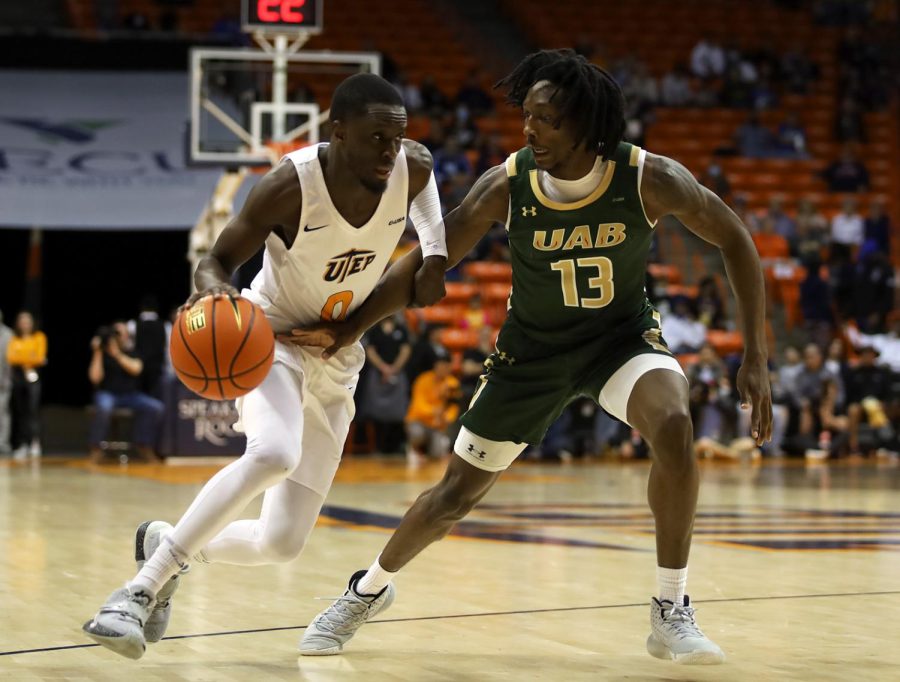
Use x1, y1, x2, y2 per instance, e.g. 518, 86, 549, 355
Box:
463, 261, 513, 283
439, 328, 480, 351
706, 330, 744, 356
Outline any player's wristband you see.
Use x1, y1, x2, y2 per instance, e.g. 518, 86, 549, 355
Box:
409, 172, 448, 259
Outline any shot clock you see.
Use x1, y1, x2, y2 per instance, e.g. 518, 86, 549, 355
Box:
241, 0, 324, 33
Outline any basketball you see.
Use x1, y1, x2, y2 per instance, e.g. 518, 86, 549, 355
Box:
169, 295, 274, 401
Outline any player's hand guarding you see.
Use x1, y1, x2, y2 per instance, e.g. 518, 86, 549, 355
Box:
411, 255, 447, 308
278, 321, 358, 360
180, 284, 240, 311
736, 353, 773, 446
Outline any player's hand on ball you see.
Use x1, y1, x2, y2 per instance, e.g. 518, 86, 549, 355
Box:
411, 256, 447, 308
277, 322, 357, 360
736, 354, 773, 446
181, 284, 240, 311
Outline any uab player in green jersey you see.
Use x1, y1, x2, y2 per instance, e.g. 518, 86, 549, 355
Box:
288, 49, 772, 665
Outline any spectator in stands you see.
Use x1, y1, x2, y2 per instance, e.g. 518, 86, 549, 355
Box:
784, 343, 837, 455
687, 345, 738, 448
765, 196, 796, 241
799, 259, 834, 346
474, 133, 507, 175
406, 324, 446, 384
87, 323, 164, 464
7, 312, 46, 460
662, 296, 707, 354
781, 45, 819, 94
131, 295, 168, 400
734, 113, 774, 158
210, 12, 243, 45
846, 320, 900, 372
361, 315, 412, 454
774, 113, 808, 158
420, 117, 447, 153
660, 64, 694, 107
455, 71, 494, 117
824, 337, 850, 407
460, 293, 490, 331
720, 59, 754, 109
419, 75, 449, 114
845, 345, 895, 456
696, 276, 726, 330
864, 198, 890, 255
834, 96, 866, 143
690, 33, 726, 79
405, 354, 460, 465
394, 74, 423, 113
822, 147, 870, 192
699, 160, 731, 201
792, 198, 829, 261
122, 11, 151, 31
0, 311, 11, 456
829, 197, 865, 260
433, 137, 472, 185
731, 193, 760, 231
851, 244, 895, 332
750, 75, 779, 110
752, 216, 790, 262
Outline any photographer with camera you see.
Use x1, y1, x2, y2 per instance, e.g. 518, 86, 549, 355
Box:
88, 322, 164, 464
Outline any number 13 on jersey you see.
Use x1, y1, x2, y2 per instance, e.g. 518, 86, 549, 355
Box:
550, 256, 615, 308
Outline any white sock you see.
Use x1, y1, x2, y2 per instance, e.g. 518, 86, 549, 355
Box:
657, 565, 688, 605
129, 537, 189, 597
355, 556, 397, 596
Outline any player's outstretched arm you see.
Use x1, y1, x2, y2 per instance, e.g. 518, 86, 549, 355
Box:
186, 161, 301, 308
642, 153, 772, 444
289, 164, 509, 358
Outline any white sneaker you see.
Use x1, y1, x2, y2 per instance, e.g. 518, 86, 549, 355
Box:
646, 596, 725, 665
82, 586, 155, 659
299, 570, 395, 655
135, 520, 186, 643
12, 446, 27, 461
29, 440, 41, 458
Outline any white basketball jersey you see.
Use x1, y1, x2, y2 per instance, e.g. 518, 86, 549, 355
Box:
244, 144, 409, 334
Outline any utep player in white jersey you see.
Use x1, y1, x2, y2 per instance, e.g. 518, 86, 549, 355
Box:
83, 73, 449, 660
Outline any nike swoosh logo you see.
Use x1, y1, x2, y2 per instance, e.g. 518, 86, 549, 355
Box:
303, 224, 327, 232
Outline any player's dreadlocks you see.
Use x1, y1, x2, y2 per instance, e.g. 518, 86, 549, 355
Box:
495, 49, 626, 160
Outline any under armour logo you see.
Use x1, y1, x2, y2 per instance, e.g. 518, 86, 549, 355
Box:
467, 443, 487, 459
521, 206, 537, 217
497, 351, 516, 365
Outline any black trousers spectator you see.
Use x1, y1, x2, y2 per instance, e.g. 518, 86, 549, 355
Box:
10, 369, 40, 448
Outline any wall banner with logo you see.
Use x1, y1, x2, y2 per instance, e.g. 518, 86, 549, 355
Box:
159, 378, 247, 457
0, 70, 222, 230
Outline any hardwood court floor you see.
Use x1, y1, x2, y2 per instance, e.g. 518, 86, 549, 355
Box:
1, 455, 899, 681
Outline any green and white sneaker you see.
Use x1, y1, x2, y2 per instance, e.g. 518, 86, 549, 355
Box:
135, 520, 186, 643
82, 586, 155, 659
646, 596, 725, 665
299, 570, 395, 656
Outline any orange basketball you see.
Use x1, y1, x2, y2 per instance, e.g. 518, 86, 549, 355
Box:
170, 295, 274, 400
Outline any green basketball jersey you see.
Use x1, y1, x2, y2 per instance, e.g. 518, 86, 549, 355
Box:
502, 142, 657, 348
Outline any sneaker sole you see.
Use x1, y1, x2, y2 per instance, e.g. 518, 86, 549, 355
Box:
298, 642, 342, 656
82, 620, 146, 660
646, 634, 725, 665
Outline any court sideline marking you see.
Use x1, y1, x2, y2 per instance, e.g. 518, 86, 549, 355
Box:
3, 589, 899, 657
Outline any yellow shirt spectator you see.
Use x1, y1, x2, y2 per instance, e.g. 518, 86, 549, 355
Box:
7, 331, 47, 370
406, 369, 460, 430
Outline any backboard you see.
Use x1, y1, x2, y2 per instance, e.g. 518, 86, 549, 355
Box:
189, 47, 380, 166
